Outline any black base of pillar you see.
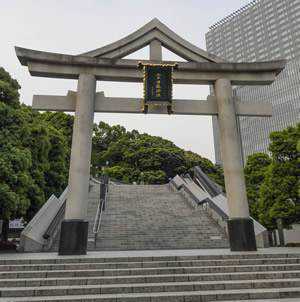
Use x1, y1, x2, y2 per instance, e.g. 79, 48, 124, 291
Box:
58, 219, 88, 255
227, 218, 257, 251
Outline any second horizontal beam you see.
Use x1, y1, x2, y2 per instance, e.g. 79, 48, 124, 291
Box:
32, 92, 272, 117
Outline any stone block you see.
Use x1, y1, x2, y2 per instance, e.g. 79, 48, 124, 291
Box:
227, 218, 257, 251
58, 219, 88, 255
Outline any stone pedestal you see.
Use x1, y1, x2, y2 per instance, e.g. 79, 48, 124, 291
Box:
58, 220, 88, 255
58, 73, 96, 255
227, 218, 257, 251
214, 78, 256, 251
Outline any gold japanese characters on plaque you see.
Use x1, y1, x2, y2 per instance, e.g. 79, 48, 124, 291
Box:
138, 63, 177, 114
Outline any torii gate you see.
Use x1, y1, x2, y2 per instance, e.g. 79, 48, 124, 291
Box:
16, 18, 285, 255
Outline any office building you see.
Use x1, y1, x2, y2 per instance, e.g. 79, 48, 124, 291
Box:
206, 0, 300, 163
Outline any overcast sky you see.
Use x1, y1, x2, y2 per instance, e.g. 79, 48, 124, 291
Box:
1, 0, 248, 162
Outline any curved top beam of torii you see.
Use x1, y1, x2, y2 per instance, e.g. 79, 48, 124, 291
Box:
14, 18, 286, 85
81, 18, 224, 63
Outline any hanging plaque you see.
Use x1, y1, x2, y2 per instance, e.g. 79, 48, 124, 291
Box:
139, 63, 176, 114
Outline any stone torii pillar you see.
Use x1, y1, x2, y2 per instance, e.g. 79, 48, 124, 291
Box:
215, 78, 256, 251
59, 74, 96, 255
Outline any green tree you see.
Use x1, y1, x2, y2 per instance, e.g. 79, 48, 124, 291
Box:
92, 121, 223, 185
269, 124, 299, 162
0, 67, 20, 108
142, 170, 167, 184
0, 144, 32, 219
0, 69, 34, 240
0, 67, 70, 240
257, 124, 300, 229
244, 153, 271, 220
24, 122, 69, 221
41, 112, 74, 149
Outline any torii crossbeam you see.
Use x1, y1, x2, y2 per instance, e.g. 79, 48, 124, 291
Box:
32, 92, 272, 117
16, 18, 285, 255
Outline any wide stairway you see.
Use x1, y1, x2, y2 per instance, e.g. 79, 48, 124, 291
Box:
1, 252, 300, 301
50, 183, 228, 252
94, 184, 228, 250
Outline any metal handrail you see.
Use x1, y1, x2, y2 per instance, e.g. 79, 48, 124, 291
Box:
93, 176, 109, 235
92, 201, 102, 234
93, 186, 108, 234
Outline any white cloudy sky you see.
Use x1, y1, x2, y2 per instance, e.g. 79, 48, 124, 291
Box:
1, 0, 248, 162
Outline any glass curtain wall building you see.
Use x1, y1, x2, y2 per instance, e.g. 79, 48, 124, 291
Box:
206, 0, 300, 164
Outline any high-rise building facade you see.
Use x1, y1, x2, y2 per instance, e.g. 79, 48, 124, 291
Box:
206, 0, 300, 164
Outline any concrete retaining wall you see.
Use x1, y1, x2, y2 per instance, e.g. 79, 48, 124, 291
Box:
18, 188, 67, 252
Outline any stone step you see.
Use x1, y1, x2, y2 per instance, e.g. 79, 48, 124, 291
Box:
1, 279, 300, 298
0, 287, 300, 301
2, 271, 300, 287
1, 257, 300, 271
2, 253, 299, 265
219, 298, 299, 302
1, 263, 300, 279
93, 244, 234, 251
95, 229, 225, 234
1, 252, 299, 301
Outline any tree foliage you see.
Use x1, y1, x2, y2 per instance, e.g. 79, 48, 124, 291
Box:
0, 67, 69, 237
0, 67, 20, 108
258, 124, 300, 229
92, 121, 224, 187
245, 124, 300, 229
244, 153, 271, 220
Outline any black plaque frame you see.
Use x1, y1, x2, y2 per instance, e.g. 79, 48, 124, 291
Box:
139, 63, 176, 114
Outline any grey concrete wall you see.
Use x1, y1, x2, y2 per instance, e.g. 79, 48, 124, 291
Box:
19, 193, 65, 252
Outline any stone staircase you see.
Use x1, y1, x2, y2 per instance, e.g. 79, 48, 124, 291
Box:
94, 184, 228, 250
1, 252, 300, 301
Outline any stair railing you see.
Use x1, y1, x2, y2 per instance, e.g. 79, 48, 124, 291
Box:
93, 175, 109, 239
170, 167, 269, 248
